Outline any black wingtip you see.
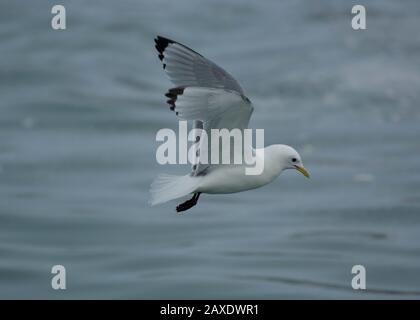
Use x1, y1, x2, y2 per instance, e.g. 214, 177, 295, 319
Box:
154, 36, 175, 61
165, 87, 185, 111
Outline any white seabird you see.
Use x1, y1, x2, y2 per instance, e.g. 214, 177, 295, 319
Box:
150, 36, 310, 212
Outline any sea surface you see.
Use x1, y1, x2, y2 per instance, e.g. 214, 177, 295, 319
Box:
1, 0, 420, 299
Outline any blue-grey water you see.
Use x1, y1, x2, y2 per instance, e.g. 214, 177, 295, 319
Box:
1, 0, 420, 299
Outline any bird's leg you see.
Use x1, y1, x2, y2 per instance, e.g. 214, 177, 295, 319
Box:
176, 193, 201, 213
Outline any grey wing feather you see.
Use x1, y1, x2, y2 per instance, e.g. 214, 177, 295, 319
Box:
154, 36, 244, 95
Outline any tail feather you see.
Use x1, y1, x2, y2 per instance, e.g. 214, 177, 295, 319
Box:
149, 174, 202, 206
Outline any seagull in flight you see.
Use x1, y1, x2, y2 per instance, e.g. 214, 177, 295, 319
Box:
150, 36, 310, 212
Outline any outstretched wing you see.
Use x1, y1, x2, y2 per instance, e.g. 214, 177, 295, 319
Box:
154, 36, 253, 176
154, 36, 245, 95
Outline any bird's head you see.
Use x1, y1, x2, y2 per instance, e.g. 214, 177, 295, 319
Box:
274, 145, 310, 178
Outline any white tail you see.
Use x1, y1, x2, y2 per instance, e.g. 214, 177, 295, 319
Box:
149, 174, 202, 206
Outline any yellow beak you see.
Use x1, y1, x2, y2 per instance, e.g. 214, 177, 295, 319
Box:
295, 165, 310, 178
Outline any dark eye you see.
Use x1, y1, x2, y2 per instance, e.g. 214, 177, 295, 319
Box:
292, 158, 297, 163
